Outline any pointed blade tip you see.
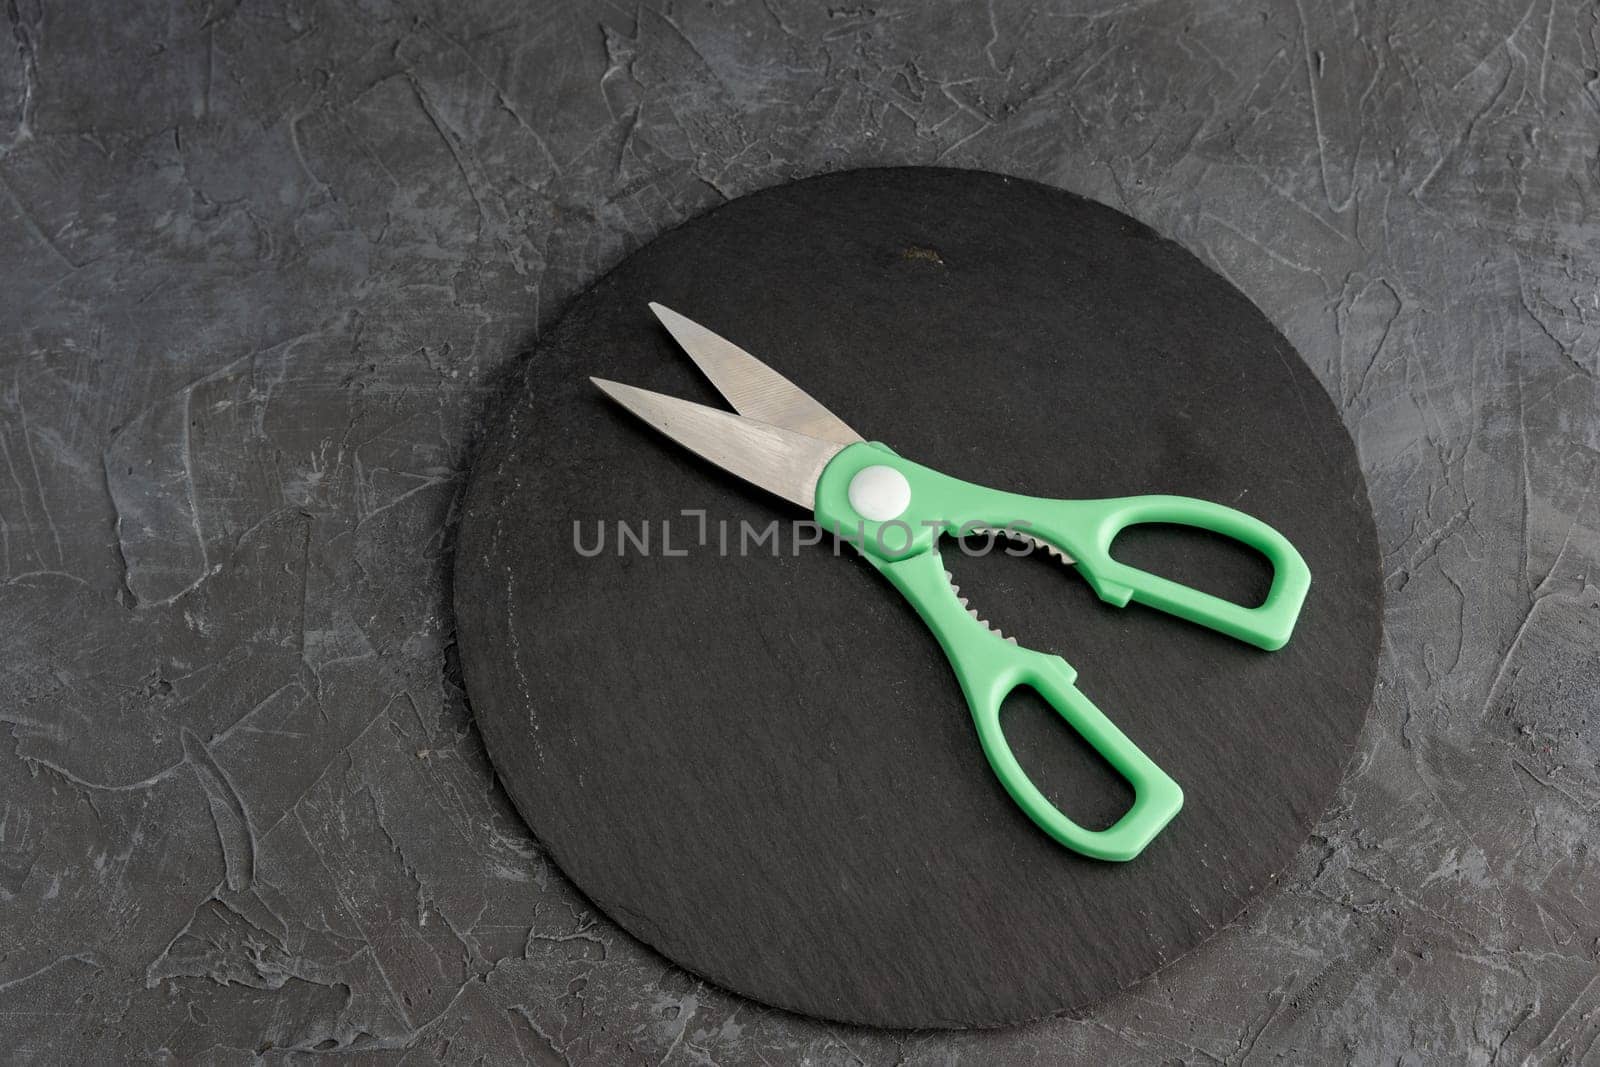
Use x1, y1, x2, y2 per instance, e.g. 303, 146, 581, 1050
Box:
592, 378, 648, 408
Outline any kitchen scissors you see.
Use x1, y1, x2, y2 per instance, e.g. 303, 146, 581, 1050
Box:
594, 304, 1311, 861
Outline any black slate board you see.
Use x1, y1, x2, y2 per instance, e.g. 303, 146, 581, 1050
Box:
454, 168, 1381, 1028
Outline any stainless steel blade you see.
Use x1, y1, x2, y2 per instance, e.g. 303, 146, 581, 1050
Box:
592, 378, 846, 510
648, 303, 864, 446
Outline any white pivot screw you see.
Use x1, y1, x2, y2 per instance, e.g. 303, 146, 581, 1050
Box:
847, 465, 912, 522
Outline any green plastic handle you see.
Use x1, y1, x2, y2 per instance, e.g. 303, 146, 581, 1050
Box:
815, 443, 1311, 651
870, 545, 1183, 861
812, 442, 1311, 860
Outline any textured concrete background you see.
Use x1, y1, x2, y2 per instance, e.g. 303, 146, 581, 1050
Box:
1, 0, 1597, 1062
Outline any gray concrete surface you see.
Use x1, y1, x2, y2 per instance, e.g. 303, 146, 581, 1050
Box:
1, 0, 1597, 1062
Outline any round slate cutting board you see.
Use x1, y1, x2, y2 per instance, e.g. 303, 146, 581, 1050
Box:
454, 168, 1381, 1028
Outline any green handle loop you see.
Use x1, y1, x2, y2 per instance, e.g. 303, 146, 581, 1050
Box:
1042, 494, 1311, 651
872, 544, 1183, 861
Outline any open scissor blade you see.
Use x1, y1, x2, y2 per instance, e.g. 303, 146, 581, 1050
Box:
648, 303, 864, 446
592, 379, 846, 510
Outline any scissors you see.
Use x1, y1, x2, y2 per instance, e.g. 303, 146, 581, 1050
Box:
594, 304, 1311, 861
